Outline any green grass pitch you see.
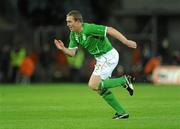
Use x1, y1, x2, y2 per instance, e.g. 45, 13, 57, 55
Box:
0, 83, 180, 129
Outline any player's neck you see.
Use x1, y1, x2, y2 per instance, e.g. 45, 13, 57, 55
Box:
76, 24, 83, 33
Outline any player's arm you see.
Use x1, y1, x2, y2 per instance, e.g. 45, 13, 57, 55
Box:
54, 39, 77, 57
107, 27, 137, 49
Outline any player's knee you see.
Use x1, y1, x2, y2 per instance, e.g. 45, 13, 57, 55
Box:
88, 82, 99, 91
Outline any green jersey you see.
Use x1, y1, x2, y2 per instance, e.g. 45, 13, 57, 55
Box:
68, 23, 113, 57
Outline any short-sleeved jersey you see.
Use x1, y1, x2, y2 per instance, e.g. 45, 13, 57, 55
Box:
68, 23, 113, 57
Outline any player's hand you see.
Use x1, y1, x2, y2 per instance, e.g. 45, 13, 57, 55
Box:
54, 39, 65, 50
127, 40, 137, 49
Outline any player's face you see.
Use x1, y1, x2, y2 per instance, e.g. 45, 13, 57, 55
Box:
66, 16, 81, 32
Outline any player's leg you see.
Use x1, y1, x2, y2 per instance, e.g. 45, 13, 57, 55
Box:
97, 49, 134, 95
88, 74, 101, 91
100, 76, 126, 88
88, 74, 127, 115
88, 74, 134, 96
100, 75, 134, 96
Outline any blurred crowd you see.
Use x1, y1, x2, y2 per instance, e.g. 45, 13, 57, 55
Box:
0, 37, 179, 84
0, 0, 180, 83
0, 0, 118, 83
130, 38, 180, 82
0, 42, 88, 83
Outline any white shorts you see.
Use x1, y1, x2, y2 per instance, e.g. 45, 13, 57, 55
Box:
92, 48, 119, 80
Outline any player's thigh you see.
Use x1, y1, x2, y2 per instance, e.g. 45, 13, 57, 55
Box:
100, 49, 119, 79
100, 64, 117, 79
88, 74, 101, 90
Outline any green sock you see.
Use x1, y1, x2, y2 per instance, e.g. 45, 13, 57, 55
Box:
100, 76, 126, 89
101, 90, 126, 114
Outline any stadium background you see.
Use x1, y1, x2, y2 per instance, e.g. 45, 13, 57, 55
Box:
0, 0, 179, 83
0, 1, 180, 129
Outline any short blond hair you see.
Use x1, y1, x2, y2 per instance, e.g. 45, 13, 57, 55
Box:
67, 10, 83, 22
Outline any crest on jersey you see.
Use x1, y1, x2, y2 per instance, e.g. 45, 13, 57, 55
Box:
82, 34, 86, 41
75, 34, 79, 43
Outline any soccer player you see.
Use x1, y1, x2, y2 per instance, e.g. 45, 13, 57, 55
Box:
54, 10, 137, 119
